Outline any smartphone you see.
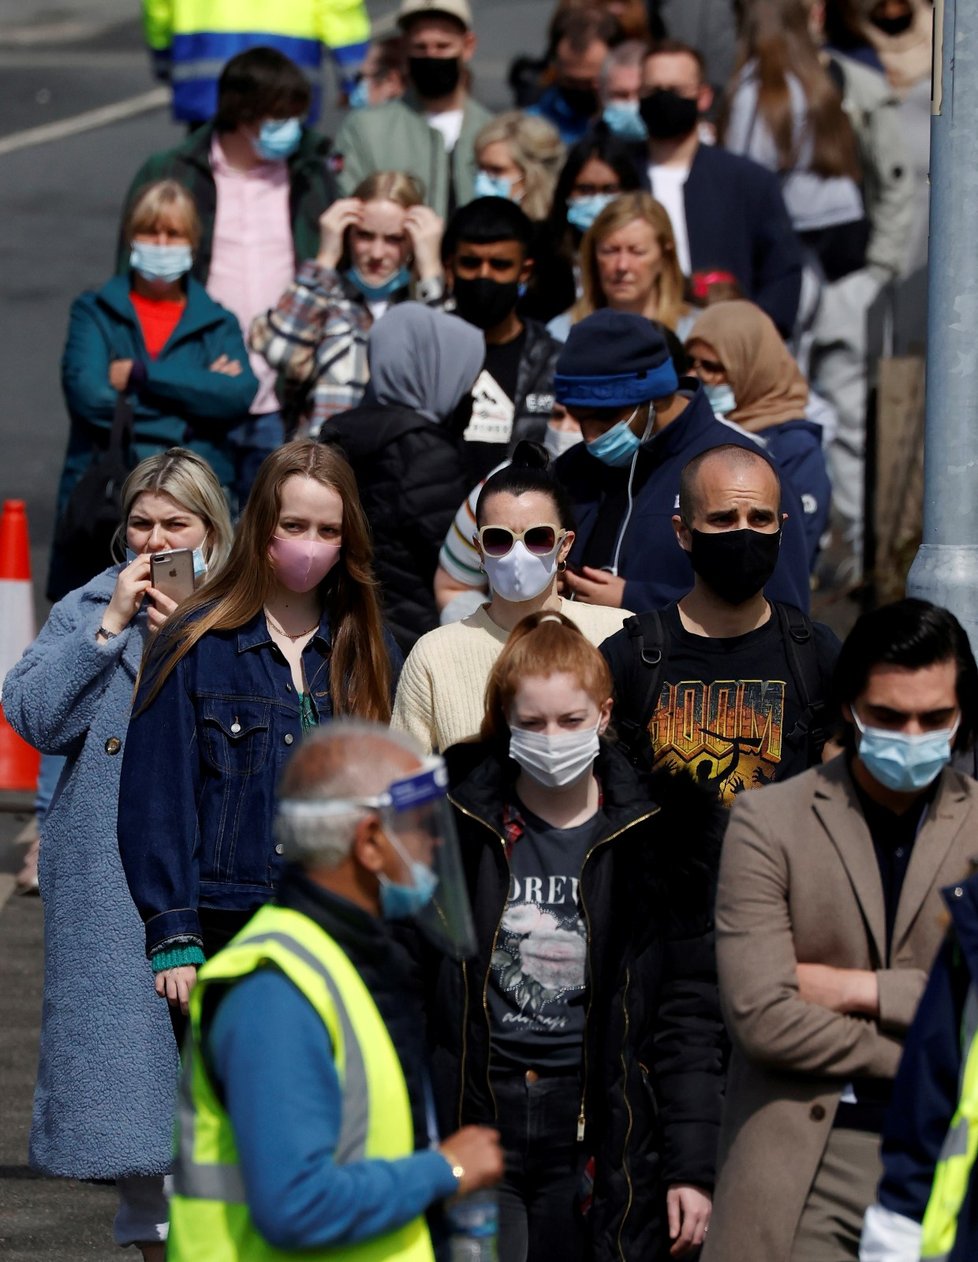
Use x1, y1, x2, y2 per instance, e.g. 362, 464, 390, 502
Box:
150, 549, 196, 605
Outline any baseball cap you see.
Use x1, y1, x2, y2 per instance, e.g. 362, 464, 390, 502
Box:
397, 0, 473, 32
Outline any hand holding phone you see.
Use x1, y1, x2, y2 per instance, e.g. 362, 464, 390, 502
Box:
150, 549, 196, 606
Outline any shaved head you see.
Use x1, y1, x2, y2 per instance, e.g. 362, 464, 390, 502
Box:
679, 444, 781, 527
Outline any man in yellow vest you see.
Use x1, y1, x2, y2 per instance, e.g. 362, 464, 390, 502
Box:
168, 720, 503, 1259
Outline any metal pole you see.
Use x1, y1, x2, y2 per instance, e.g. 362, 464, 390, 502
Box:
906, 0, 978, 649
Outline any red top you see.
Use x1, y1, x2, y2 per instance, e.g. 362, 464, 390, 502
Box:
130, 292, 186, 359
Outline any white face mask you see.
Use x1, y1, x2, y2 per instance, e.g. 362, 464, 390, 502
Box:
543, 425, 583, 460
482, 541, 559, 603
509, 723, 601, 788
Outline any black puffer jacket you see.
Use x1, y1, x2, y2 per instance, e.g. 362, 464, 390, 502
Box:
321, 403, 469, 655
432, 740, 725, 1261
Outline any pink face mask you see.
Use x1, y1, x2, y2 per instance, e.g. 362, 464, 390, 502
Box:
269, 536, 341, 593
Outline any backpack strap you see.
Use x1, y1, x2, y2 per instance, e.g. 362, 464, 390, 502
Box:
615, 608, 669, 765
775, 602, 829, 764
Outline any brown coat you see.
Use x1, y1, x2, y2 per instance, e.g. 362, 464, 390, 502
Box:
702, 755, 978, 1262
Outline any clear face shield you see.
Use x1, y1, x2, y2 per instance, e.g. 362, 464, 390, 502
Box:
368, 758, 476, 961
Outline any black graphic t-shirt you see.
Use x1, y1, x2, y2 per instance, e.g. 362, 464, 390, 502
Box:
461, 332, 525, 481
648, 605, 817, 806
488, 798, 606, 1069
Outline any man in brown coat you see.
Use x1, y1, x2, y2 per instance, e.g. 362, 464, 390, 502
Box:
703, 598, 978, 1261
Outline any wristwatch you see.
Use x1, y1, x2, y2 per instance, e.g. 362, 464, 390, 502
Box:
97, 625, 118, 640
441, 1149, 465, 1184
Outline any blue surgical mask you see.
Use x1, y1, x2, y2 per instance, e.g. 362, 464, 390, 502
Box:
251, 117, 302, 161
348, 78, 370, 110
566, 193, 615, 233
344, 266, 412, 301
474, 169, 514, 201
585, 406, 648, 468
852, 709, 959, 793
704, 383, 737, 417
602, 101, 648, 142
126, 545, 207, 579
378, 828, 439, 920
129, 242, 193, 283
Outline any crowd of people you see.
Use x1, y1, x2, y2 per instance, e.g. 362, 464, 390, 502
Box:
6, 0, 970, 1259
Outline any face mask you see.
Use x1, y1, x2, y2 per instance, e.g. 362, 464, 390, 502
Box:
378, 827, 439, 920
509, 723, 601, 789
348, 78, 371, 109
127, 545, 207, 579
269, 536, 341, 593
585, 406, 647, 468
704, 383, 736, 417
451, 276, 520, 330
688, 527, 782, 604
129, 242, 193, 283
639, 89, 699, 141
473, 169, 514, 200
852, 710, 958, 793
543, 425, 582, 460
409, 55, 462, 99
251, 117, 302, 161
482, 540, 559, 602
602, 101, 648, 142
566, 193, 615, 233
559, 84, 600, 118
344, 265, 412, 301
872, 10, 915, 34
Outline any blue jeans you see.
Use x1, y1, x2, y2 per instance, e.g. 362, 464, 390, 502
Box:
489, 1066, 588, 1262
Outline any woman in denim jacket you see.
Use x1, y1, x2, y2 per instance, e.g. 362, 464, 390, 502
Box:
118, 439, 402, 1033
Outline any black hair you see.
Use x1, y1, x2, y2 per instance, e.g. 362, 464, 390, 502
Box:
547, 128, 643, 244
442, 196, 536, 260
475, 441, 577, 531
659, 321, 690, 375
214, 47, 312, 131
547, 7, 623, 60
832, 598, 978, 751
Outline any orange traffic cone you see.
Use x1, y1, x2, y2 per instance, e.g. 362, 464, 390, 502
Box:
0, 500, 39, 791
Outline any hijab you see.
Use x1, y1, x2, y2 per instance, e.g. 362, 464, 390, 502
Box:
363, 302, 485, 424
688, 301, 809, 432
858, 0, 933, 94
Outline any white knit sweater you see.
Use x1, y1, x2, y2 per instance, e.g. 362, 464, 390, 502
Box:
391, 599, 631, 754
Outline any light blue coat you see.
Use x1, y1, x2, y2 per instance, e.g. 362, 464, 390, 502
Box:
2, 566, 178, 1178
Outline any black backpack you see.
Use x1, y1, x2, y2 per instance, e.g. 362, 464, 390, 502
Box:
613, 602, 830, 771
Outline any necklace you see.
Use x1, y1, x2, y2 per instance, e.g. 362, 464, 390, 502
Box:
264, 608, 319, 641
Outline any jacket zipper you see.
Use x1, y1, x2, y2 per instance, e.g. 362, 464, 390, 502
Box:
448, 796, 510, 1125
615, 967, 634, 1261
576, 809, 657, 1144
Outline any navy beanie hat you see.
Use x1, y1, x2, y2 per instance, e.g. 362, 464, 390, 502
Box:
554, 310, 679, 407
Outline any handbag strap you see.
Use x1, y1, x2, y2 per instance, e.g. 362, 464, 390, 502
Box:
108, 392, 134, 458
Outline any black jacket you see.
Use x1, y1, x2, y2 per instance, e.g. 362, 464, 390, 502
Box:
510, 318, 561, 446
433, 740, 725, 1261
321, 402, 469, 654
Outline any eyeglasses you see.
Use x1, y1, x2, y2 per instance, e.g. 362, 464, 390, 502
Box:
688, 355, 725, 375
477, 524, 566, 558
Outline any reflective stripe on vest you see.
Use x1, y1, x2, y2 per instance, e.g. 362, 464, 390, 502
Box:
921, 985, 978, 1260
167, 904, 435, 1262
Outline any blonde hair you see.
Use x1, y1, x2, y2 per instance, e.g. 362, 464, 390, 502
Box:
125, 179, 202, 250
113, 448, 233, 573
474, 112, 566, 222
573, 192, 686, 329
352, 170, 425, 209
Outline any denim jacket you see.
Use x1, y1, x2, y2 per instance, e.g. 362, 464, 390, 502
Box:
118, 608, 402, 957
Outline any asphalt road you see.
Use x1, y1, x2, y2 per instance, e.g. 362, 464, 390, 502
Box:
0, 1, 550, 1254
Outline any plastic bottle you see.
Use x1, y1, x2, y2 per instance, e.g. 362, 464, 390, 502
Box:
447, 1189, 499, 1262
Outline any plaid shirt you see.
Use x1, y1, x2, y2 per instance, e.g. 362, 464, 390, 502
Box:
250, 260, 446, 438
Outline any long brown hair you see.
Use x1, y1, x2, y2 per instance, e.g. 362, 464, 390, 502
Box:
138, 440, 393, 719
721, 0, 860, 181
481, 612, 612, 741
573, 192, 686, 329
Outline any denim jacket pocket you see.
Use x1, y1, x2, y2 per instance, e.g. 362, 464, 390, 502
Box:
200, 700, 271, 777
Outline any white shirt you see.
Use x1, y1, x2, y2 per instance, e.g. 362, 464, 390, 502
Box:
426, 108, 464, 151
648, 162, 692, 276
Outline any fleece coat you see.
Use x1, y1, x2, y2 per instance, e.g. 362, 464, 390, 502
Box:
2, 565, 178, 1178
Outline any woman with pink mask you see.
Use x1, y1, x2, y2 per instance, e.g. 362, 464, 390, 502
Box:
118, 440, 401, 1043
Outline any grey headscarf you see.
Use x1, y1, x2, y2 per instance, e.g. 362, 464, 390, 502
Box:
364, 302, 485, 424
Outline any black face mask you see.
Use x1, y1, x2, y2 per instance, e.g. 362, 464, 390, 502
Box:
451, 276, 520, 330
409, 55, 462, 100
872, 10, 915, 34
639, 89, 699, 141
688, 527, 782, 605
559, 84, 600, 119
